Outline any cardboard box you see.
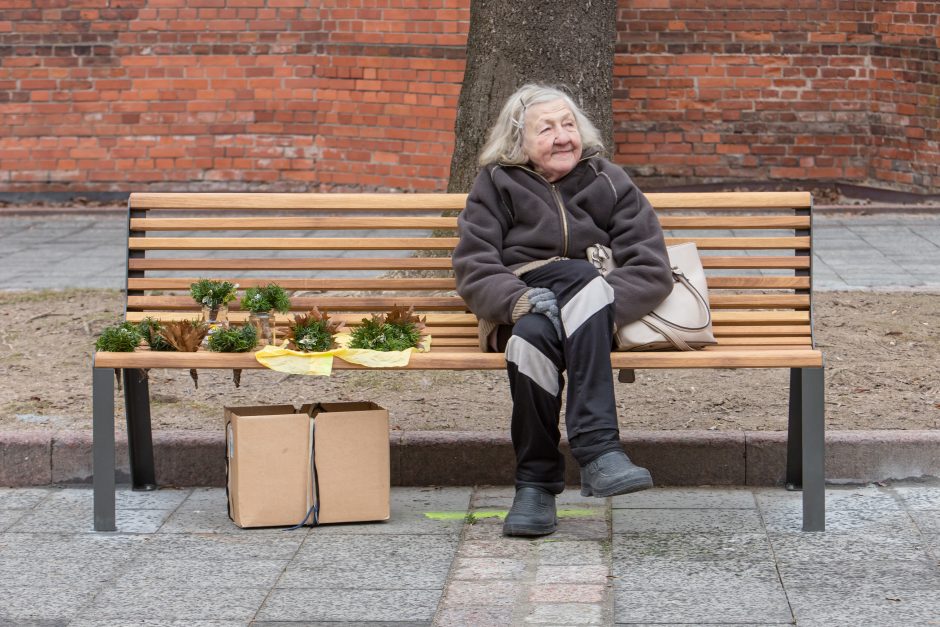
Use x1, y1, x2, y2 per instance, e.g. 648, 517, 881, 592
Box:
224, 401, 390, 528
309, 401, 390, 524
225, 405, 314, 528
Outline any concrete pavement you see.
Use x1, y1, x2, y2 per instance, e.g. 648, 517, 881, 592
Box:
1, 483, 939, 625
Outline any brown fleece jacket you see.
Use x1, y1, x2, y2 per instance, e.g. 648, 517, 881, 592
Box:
453, 155, 674, 333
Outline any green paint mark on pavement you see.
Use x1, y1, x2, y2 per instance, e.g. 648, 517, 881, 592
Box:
424, 508, 597, 521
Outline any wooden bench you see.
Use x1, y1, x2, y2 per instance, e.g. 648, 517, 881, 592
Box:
92, 191, 825, 532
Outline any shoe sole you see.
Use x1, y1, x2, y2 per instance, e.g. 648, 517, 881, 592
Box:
580, 471, 653, 498
502, 520, 558, 537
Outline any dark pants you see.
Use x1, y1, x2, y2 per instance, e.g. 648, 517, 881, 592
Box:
497, 259, 622, 494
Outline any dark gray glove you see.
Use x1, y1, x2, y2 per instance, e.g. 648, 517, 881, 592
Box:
527, 287, 563, 340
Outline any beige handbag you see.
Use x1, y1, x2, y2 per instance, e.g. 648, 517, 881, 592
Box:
586, 242, 717, 351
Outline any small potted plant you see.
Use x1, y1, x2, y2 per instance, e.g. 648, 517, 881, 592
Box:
190, 279, 237, 330
240, 283, 291, 345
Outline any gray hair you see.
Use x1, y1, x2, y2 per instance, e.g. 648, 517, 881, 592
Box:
477, 83, 605, 166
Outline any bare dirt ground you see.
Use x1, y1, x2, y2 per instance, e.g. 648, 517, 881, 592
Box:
0, 289, 937, 434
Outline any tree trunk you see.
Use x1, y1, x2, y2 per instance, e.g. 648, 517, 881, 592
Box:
447, 0, 618, 193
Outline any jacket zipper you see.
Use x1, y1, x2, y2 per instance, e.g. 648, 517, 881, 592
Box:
549, 183, 569, 257
508, 161, 590, 259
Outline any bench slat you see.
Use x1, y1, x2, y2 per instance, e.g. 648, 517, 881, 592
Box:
124, 309, 812, 325
125, 275, 810, 291
127, 255, 811, 272
130, 192, 469, 211
128, 258, 455, 271
129, 191, 812, 211
127, 295, 470, 311
130, 217, 458, 231
646, 191, 812, 209
127, 278, 457, 291
129, 237, 461, 251
126, 293, 810, 312
128, 236, 810, 251
94, 346, 823, 369
128, 215, 812, 232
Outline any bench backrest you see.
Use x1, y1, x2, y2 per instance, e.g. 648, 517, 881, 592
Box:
124, 191, 815, 351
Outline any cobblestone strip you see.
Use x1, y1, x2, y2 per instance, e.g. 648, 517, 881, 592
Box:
434, 486, 612, 625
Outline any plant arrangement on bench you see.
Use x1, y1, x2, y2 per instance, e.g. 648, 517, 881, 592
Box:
158, 319, 209, 388
94, 322, 143, 390
288, 307, 341, 352
95, 322, 142, 353
348, 305, 427, 352
240, 283, 291, 346
137, 317, 174, 352
207, 324, 258, 387
190, 279, 237, 334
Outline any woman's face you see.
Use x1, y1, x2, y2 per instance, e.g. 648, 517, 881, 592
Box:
522, 98, 583, 182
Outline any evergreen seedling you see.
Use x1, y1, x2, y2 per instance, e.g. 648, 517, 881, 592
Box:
241, 284, 291, 314
95, 322, 142, 352
207, 324, 258, 353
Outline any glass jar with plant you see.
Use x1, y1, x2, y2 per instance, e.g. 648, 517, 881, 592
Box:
240, 283, 291, 345
190, 279, 237, 329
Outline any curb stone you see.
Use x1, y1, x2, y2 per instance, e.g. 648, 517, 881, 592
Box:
1, 429, 938, 488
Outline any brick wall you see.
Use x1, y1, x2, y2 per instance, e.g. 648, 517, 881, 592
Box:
614, 0, 939, 193
0, 0, 936, 196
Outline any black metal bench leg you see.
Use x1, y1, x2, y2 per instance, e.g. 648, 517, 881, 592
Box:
124, 368, 157, 491
93, 366, 116, 531
786, 368, 803, 490
801, 366, 825, 531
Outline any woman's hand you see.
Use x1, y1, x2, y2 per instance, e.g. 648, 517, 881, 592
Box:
527, 288, 563, 340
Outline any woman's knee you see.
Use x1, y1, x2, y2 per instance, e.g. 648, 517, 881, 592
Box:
512, 313, 560, 347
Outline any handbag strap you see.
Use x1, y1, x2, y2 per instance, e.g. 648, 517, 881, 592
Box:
647, 270, 712, 332
640, 269, 712, 351
640, 316, 693, 351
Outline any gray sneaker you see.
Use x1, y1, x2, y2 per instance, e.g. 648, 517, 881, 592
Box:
503, 486, 558, 537
580, 450, 653, 497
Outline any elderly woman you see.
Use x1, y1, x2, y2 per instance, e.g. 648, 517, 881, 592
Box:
452, 84, 674, 537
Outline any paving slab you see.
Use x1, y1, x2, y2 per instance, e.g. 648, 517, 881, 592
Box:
777, 558, 940, 590
77, 585, 271, 622
613, 532, 774, 563
612, 486, 757, 509
613, 508, 765, 534
785, 587, 940, 626
8, 503, 173, 534
282, 534, 458, 589
612, 585, 793, 625
256, 588, 442, 623
768, 531, 931, 563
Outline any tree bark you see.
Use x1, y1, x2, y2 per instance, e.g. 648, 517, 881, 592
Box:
447, 0, 618, 193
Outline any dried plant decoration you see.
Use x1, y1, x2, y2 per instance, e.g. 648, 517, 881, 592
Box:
288, 307, 341, 352
349, 305, 427, 352
158, 320, 208, 388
